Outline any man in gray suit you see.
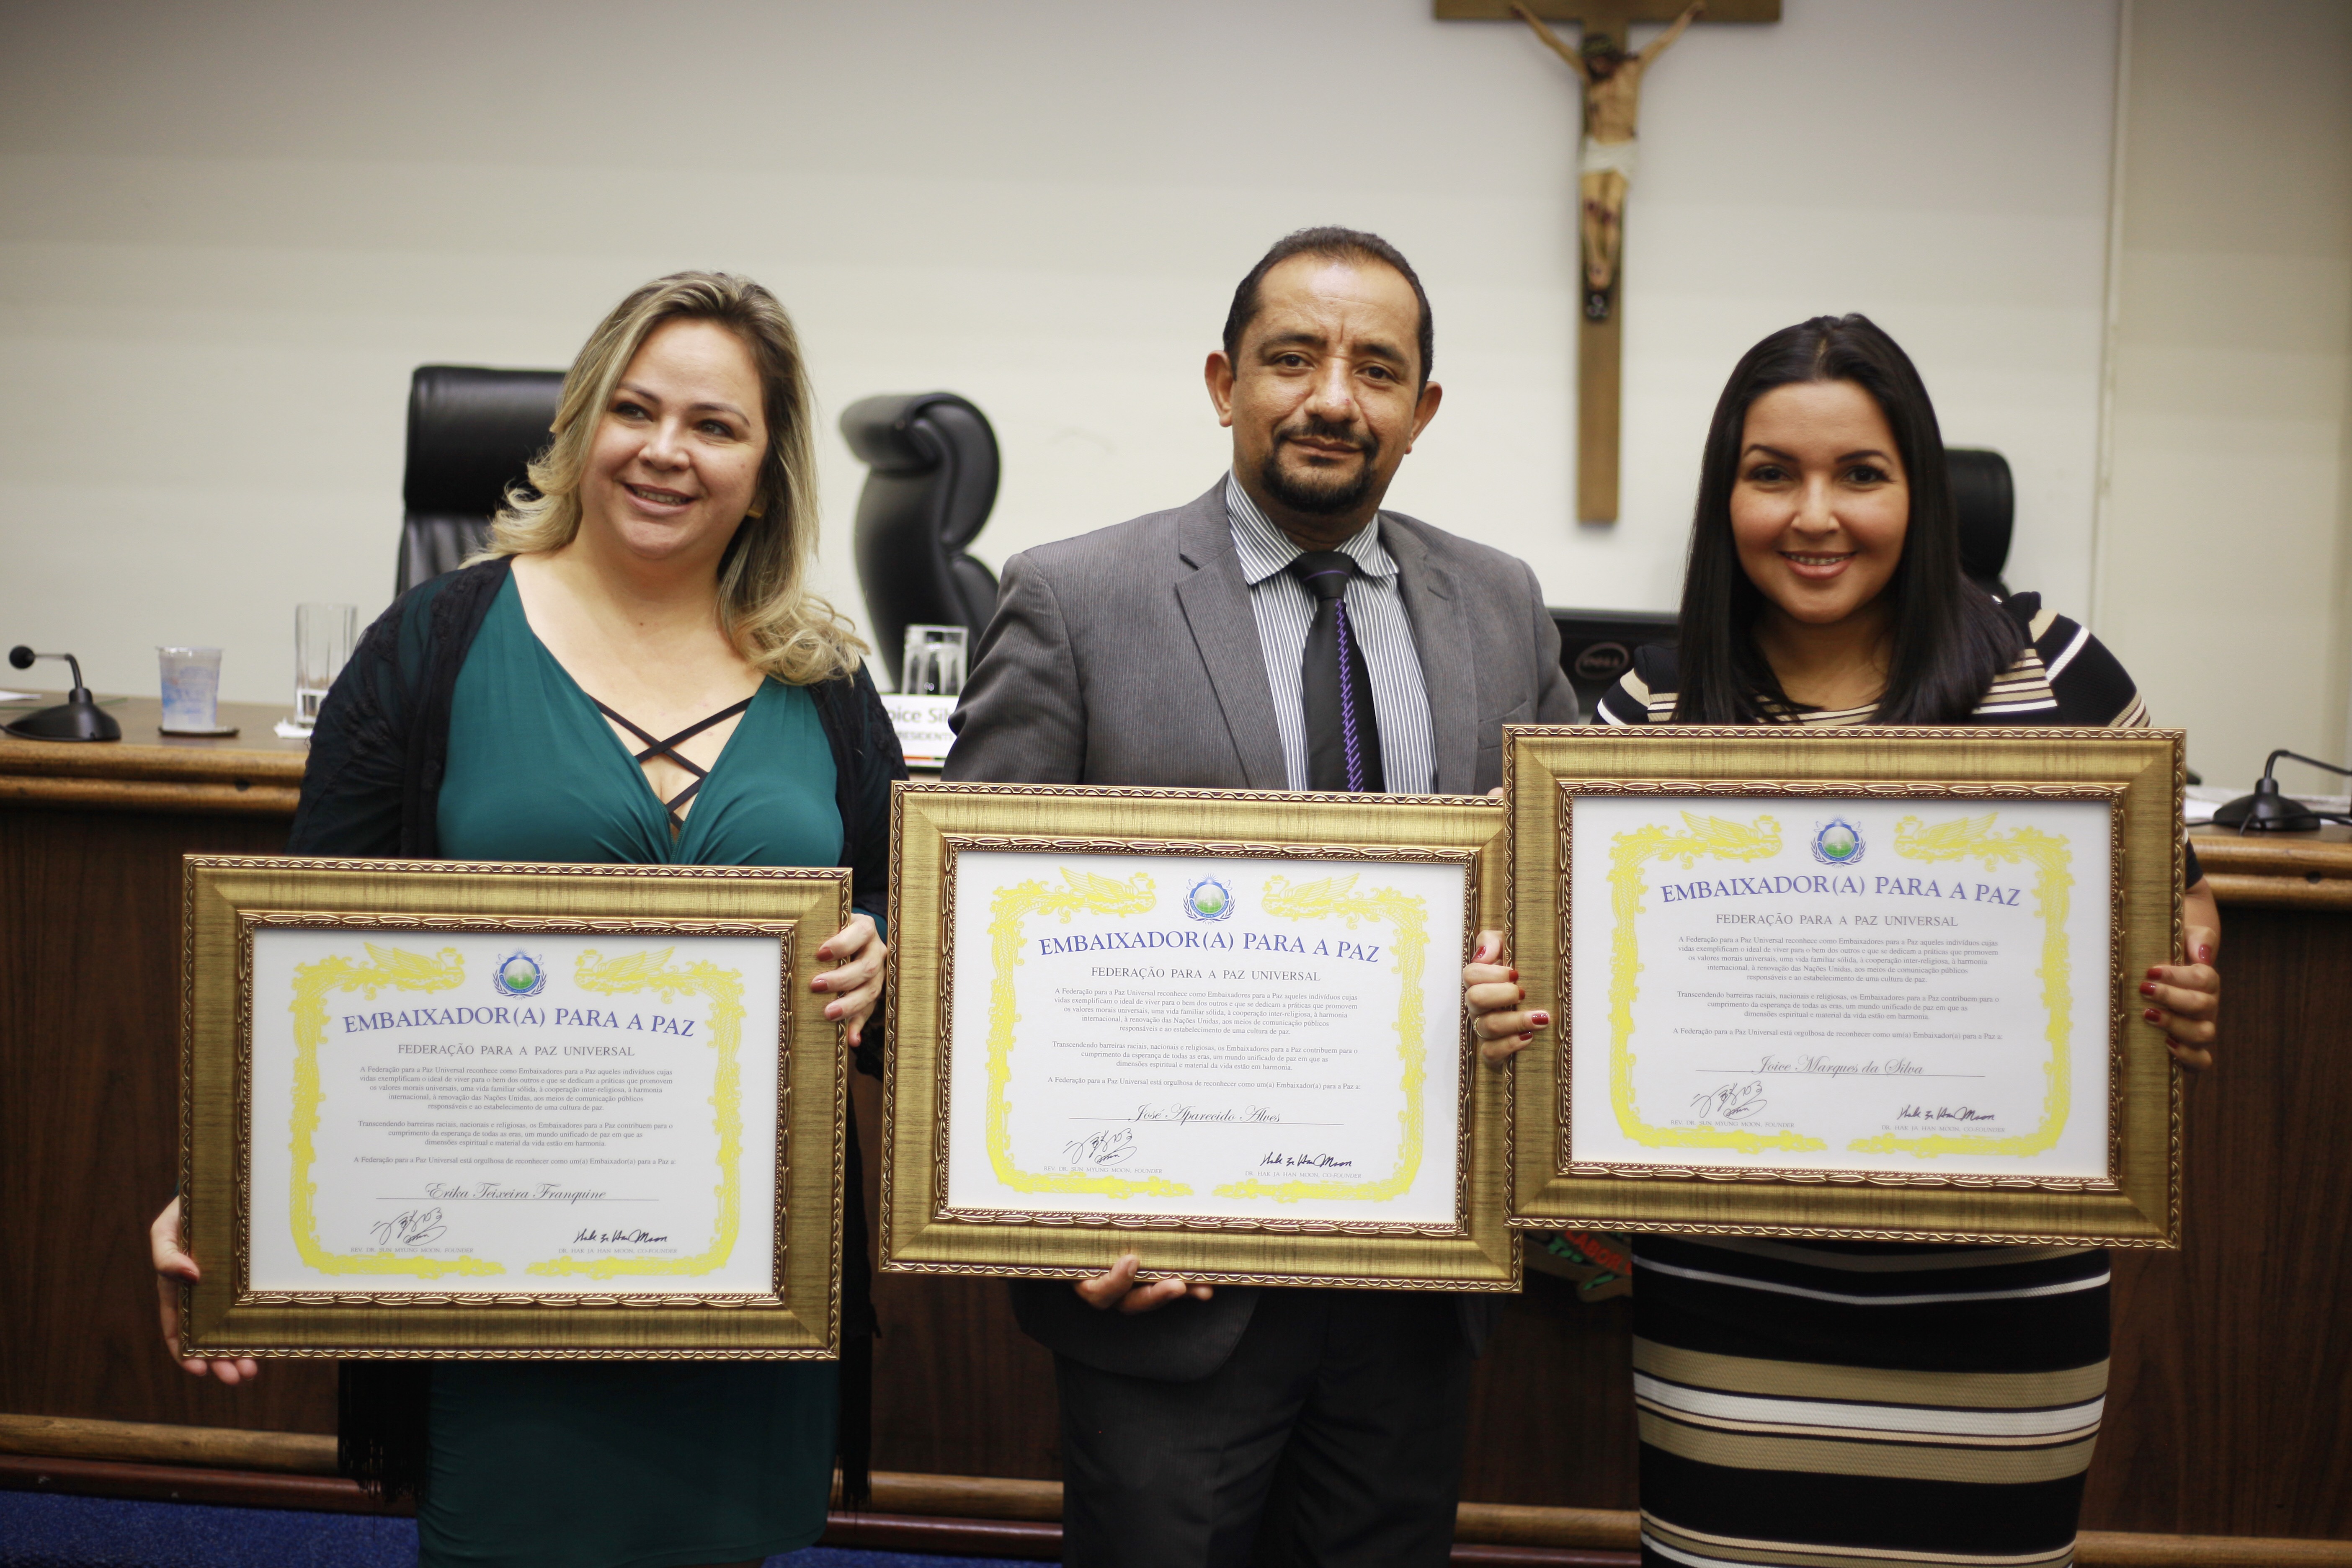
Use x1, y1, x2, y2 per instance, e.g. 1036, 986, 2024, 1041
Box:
944, 227, 1570, 1568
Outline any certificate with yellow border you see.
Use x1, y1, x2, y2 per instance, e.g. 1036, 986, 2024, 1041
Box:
1506, 726, 2186, 1247
884, 783, 1518, 1290
178, 855, 849, 1358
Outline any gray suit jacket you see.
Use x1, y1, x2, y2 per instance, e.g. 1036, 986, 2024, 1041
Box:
944, 480, 1577, 1380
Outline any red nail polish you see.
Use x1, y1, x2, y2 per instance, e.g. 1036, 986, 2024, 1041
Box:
2140, 982, 2156, 996
2143, 1008, 2162, 1022
1518, 1031, 1534, 1042
1516, 987, 1526, 1002
1531, 1011, 1550, 1025
1508, 967, 1519, 982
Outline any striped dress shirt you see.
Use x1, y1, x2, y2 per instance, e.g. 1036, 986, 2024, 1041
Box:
1224, 473, 1435, 795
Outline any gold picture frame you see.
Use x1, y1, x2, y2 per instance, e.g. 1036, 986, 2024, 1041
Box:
178, 855, 850, 1357
883, 782, 1519, 1289
1504, 726, 2185, 1247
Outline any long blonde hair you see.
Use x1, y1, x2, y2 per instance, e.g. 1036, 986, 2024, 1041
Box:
480, 271, 864, 685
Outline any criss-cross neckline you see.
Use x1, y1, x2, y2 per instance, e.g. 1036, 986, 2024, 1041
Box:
593, 695, 755, 831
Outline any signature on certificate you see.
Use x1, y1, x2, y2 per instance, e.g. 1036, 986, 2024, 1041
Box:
1897, 1104, 1996, 1123
1689, 1081, 1768, 1122
366, 1207, 448, 1249
1129, 1103, 1283, 1125
1061, 1127, 1137, 1168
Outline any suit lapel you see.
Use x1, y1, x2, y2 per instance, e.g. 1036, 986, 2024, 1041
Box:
1172, 483, 1288, 790
1386, 517, 1477, 796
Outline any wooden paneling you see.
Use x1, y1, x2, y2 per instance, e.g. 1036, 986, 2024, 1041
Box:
869, 1271, 1064, 1481
1462, 1279, 1638, 1508
2090, 905, 2352, 1535
0, 805, 337, 1435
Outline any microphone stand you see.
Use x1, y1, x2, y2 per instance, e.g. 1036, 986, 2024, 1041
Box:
4, 646, 122, 743
2210, 749, 2352, 834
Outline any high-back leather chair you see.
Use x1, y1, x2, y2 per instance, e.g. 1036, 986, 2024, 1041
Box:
839, 392, 1001, 691
1947, 446, 2014, 598
398, 366, 567, 595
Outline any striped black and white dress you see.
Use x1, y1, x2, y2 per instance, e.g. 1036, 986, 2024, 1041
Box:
1594, 594, 2188, 1568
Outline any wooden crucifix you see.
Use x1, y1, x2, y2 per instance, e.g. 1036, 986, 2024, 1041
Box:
1438, 0, 1779, 521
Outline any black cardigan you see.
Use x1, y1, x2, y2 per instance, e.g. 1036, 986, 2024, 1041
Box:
294, 556, 900, 1504
291, 555, 902, 954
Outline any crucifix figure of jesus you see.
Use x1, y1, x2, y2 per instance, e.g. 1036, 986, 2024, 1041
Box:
1437, 0, 1772, 520
1514, 0, 1703, 321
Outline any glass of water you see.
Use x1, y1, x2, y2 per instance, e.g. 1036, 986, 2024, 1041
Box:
295, 603, 357, 725
900, 624, 967, 696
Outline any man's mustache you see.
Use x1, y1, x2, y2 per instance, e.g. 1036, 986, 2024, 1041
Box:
1275, 418, 1375, 455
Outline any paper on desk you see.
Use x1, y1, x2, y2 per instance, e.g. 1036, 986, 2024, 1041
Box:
881, 694, 955, 768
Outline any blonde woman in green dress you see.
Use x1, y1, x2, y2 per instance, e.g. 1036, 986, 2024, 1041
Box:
150, 272, 903, 1568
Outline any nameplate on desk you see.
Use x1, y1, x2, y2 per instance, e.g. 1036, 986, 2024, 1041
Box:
882, 694, 957, 769
1503, 725, 2187, 1247
176, 856, 849, 1358
881, 781, 1518, 1290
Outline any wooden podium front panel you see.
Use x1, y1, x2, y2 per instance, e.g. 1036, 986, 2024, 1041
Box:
0, 701, 333, 1434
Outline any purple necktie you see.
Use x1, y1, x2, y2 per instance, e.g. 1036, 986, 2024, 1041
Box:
1290, 552, 1385, 794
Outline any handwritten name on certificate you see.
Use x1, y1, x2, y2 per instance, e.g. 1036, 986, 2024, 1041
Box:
940, 850, 1470, 1227
1565, 797, 2114, 1180
244, 929, 783, 1295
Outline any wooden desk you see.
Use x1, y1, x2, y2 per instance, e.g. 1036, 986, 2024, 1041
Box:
2, 738, 2346, 1546
0, 696, 308, 814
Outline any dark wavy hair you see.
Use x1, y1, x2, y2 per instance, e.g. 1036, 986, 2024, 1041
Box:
1670, 314, 2021, 725
1223, 226, 1434, 389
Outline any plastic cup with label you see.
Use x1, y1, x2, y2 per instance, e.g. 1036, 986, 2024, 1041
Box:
157, 647, 227, 735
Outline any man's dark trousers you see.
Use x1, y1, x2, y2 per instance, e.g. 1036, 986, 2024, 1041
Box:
1055, 1288, 1474, 1568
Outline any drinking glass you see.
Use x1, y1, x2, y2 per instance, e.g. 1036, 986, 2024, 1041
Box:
157, 647, 224, 733
901, 624, 967, 696
295, 603, 358, 724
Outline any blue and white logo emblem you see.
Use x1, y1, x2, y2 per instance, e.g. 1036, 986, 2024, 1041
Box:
1184, 877, 1235, 921
493, 952, 547, 998
1811, 818, 1865, 867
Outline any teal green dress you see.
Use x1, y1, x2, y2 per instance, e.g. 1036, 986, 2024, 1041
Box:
425, 577, 841, 1568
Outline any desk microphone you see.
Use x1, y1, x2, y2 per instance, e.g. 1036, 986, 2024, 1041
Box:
2210, 749, 2352, 833
5, 645, 122, 742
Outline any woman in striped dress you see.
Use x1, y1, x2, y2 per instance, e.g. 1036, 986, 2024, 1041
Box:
1470, 315, 2220, 1568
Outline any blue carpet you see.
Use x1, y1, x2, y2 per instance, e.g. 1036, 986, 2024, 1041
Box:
0, 1492, 1051, 1568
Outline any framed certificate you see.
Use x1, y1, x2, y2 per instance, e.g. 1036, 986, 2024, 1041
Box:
1505, 726, 2185, 1246
882, 783, 1517, 1289
177, 855, 849, 1358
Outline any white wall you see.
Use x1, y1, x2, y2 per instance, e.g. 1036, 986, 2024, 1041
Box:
0, 0, 2120, 707
2094, 0, 2352, 789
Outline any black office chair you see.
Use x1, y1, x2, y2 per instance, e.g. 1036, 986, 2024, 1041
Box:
839, 392, 1001, 691
1550, 609, 1678, 722
398, 366, 567, 595
1947, 446, 2014, 598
